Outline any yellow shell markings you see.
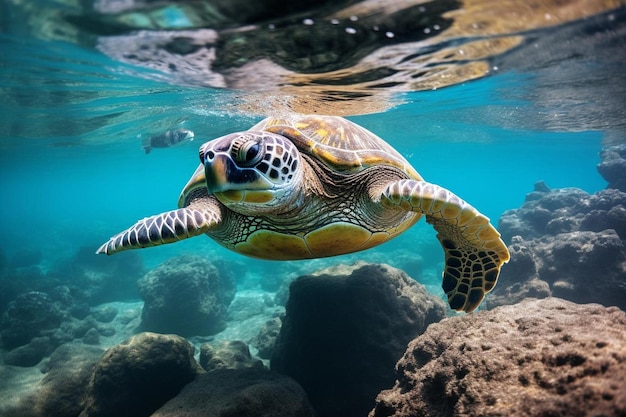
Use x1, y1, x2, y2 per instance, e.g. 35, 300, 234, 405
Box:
255, 116, 421, 179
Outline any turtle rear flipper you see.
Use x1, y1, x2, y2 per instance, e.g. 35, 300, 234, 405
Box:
381, 179, 510, 313
96, 205, 221, 255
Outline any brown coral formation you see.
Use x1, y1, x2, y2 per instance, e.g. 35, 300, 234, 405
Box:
371, 298, 626, 417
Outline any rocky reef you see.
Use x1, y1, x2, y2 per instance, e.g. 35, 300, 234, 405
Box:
138, 255, 236, 336
199, 340, 264, 372
271, 262, 447, 417
0, 290, 123, 367
598, 143, 626, 191
152, 368, 315, 417
370, 298, 626, 417
1, 251, 625, 417
489, 143, 626, 311
80, 332, 202, 417
0, 245, 144, 315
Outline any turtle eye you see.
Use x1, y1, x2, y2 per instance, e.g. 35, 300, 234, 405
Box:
231, 139, 264, 167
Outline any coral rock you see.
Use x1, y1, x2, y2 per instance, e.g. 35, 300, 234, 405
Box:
271, 262, 447, 417
251, 316, 282, 359
493, 184, 626, 310
80, 332, 202, 417
3, 336, 50, 367
152, 368, 315, 417
371, 298, 626, 417
0, 291, 66, 350
1, 342, 104, 417
199, 340, 264, 372
138, 255, 236, 336
598, 144, 626, 191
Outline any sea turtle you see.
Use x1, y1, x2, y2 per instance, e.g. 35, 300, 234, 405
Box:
97, 115, 510, 312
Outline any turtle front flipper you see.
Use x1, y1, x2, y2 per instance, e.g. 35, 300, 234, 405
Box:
381, 179, 510, 313
96, 205, 221, 255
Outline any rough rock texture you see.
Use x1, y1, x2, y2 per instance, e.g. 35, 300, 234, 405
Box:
152, 368, 315, 417
271, 262, 447, 417
0, 291, 66, 350
0, 288, 121, 366
370, 298, 626, 417
598, 144, 626, 191
199, 340, 264, 372
250, 316, 282, 359
0, 342, 104, 417
492, 183, 626, 310
36, 343, 104, 417
499, 183, 626, 243
3, 336, 51, 367
91, 305, 117, 323
0, 245, 143, 316
80, 332, 202, 417
138, 255, 236, 336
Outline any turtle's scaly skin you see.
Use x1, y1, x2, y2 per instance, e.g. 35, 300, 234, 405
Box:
97, 195, 221, 251
97, 115, 510, 312
381, 180, 508, 311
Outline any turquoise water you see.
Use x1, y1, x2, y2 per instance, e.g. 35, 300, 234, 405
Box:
0, 33, 611, 278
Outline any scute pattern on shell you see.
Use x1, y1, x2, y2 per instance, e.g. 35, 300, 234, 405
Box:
253, 115, 421, 178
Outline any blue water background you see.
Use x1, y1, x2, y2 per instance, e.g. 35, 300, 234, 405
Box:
0, 35, 608, 287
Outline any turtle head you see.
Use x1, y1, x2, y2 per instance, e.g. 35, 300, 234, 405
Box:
198, 131, 302, 212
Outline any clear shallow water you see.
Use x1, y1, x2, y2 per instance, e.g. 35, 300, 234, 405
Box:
0, 1, 623, 291
0, 21, 617, 278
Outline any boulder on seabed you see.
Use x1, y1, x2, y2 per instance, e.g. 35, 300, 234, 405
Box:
0, 342, 104, 417
199, 340, 264, 372
0, 291, 66, 350
598, 143, 626, 191
79, 332, 202, 417
250, 316, 283, 359
370, 298, 626, 417
152, 368, 315, 417
138, 255, 236, 337
271, 262, 447, 417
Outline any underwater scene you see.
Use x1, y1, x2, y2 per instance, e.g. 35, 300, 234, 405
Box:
1, 0, 626, 416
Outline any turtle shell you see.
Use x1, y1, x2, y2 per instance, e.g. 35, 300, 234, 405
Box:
251, 115, 422, 180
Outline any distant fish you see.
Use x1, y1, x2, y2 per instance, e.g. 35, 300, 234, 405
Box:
143, 129, 194, 154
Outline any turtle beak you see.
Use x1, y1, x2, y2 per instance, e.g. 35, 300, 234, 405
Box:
178, 165, 206, 208
203, 152, 273, 194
